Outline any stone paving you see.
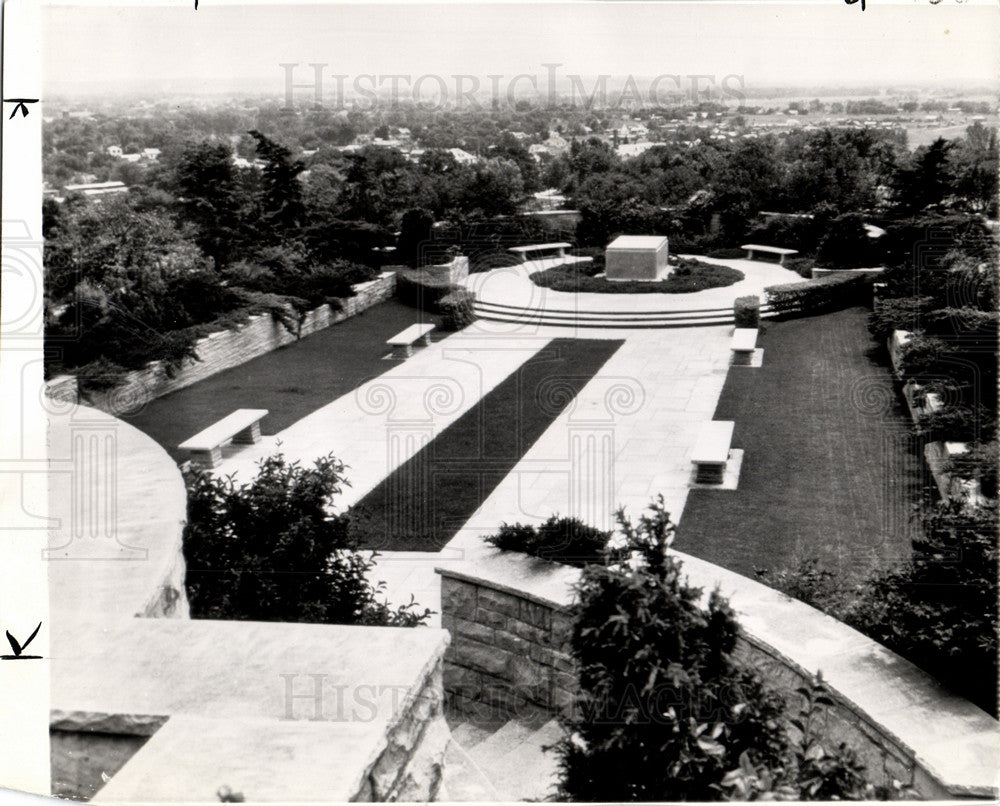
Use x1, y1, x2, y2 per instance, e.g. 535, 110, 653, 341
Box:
365, 323, 735, 622
463, 255, 802, 313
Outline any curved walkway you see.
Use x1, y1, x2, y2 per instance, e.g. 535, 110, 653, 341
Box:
463, 255, 802, 328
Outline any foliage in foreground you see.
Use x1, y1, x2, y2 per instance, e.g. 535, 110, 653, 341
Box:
758, 501, 998, 716
484, 515, 610, 568
554, 498, 879, 801
182, 452, 431, 627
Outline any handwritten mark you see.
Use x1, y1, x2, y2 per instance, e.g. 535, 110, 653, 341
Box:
845, 0, 866, 9
195, 0, 199, 9
4, 98, 39, 119
2, 622, 42, 660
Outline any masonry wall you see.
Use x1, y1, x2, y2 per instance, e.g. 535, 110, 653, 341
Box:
440, 574, 576, 723
46, 272, 396, 417
358, 656, 451, 802
438, 568, 975, 800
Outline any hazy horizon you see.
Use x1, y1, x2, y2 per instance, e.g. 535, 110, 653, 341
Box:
42, 2, 1000, 100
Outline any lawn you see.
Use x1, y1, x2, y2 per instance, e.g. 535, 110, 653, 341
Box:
348, 338, 624, 552
674, 306, 933, 583
530, 257, 743, 294
123, 299, 441, 462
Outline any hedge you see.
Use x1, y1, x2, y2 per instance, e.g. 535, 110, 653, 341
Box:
438, 289, 477, 331
395, 267, 457, 311
764, 271, 879, 316
733, 295, 760, 328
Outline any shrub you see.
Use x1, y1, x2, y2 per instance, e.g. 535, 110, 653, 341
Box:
946, 441, 998, 499
555, 498, 795, 801
765, 272, 878, 316
395, 267, 456, 311
816, 213, 877, 269
915, 403, 994, 443
182, 452, 432, 627
718, 674, 879, 801
851, 501, 998, 715
438, 289, 477, 332
484, 515, 610, 567
868, 296, 935, 343
733, 295, 761, 328
759, 501, 999, 716
531, 258, 744, 294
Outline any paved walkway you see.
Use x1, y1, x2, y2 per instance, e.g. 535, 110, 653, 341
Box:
211, 331, 552, 509
463, 255, 802, 313
367, 323, 734, 620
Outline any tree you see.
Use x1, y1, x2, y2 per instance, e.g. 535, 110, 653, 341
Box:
816, 213, 875, 268
555, 499, 790, 802
458, 157, 525, 218
183, 452, 431, 627
175, 141, 245, 269
249, 129, 307, 239
396, 208, 436, 267
891, 138, 955, 214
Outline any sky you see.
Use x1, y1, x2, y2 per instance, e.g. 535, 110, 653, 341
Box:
40, 1, 1000, 97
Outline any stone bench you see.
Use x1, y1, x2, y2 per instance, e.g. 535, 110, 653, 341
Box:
178, 408, 268, 468
691, 420, 735, 484
731, 328, 759, 366
387, 323, 436, 358
740, 243, 798, 266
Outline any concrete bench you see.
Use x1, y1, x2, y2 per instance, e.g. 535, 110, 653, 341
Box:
387, 323, 436, 358
691, 420, 735, 484
179, 408, 268, 468
731, 328, 759, 365
740, 243, 798, 265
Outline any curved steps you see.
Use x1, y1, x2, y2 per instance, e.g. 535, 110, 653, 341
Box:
473, 298, 777, 329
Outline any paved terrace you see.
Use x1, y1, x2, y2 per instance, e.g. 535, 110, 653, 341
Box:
463, 255, 803, 313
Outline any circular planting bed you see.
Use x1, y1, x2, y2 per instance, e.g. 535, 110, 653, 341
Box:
530, 256, 744, 294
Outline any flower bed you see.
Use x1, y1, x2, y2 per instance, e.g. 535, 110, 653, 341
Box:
530, 257, 743, 294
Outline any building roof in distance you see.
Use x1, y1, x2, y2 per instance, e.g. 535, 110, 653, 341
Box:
607, 235, 668, 250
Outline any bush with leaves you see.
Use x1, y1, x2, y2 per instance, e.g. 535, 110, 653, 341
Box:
554, 499, 793, 801
717, 674, 881, 801
437, 289, 477, 332
759, 501, 998, 716
765, 272, 878, 317
484, 515, 611, 568
945, 441, 998, 499
734, 295, 761, 329
183, 452, 431, 627
851, 501, 998, 715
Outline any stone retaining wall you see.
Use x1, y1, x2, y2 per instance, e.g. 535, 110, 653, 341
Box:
46, 272, 396, 416
437, 561, 996, 800
440, 573, 576, 723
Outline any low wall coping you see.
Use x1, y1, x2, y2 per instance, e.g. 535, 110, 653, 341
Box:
55, 619, 450, 802
437, 546, 999, 797
436, 549, 578, 611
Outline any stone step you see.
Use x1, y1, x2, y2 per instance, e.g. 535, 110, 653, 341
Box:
437, 737, 502, 802
487, 719, 564, 802
467, 719, 539, 768
449, 719, 493, 750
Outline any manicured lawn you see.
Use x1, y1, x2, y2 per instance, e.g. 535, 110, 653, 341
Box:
123, 299, 440, 462
530, 257, 743, 293
675, 307, 932, 582
348, 338, 624, 552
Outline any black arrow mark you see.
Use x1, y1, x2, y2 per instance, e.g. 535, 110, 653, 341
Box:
2, 622, 42, 659
3, 98, 39, 119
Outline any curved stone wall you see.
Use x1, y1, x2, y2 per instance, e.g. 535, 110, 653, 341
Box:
46, 402, 189, 622
436, 548, 998, 800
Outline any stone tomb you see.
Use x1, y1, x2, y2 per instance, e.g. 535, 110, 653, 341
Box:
605, 234, 670, 281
